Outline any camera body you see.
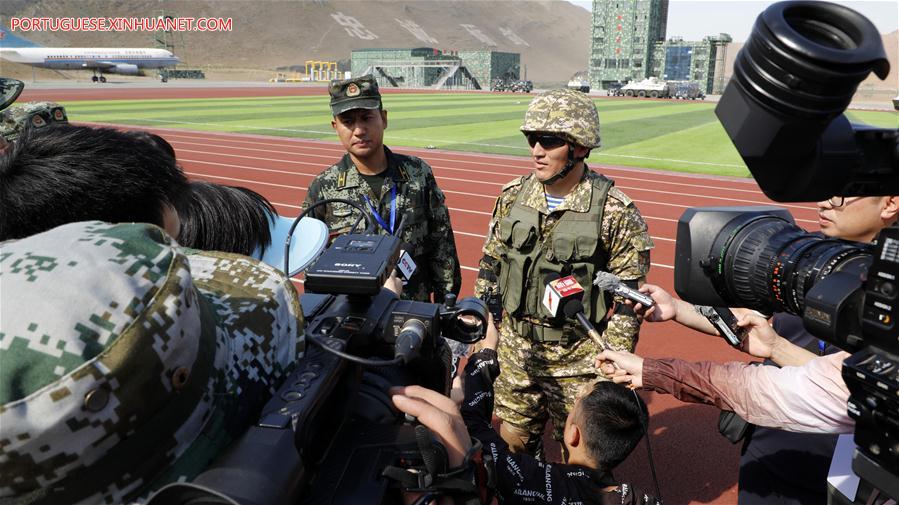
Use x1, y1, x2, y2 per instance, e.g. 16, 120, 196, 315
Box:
673, 0, 898, 497
150, 233, 487, 505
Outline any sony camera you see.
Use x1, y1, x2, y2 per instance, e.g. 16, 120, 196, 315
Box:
150, 231, 488, 505
673, 1, 898, 499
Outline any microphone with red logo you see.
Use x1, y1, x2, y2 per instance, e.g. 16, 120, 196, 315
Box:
542, 273, 584, 318
542, 274, 606, 345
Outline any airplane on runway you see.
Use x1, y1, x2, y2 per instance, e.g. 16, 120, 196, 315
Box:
0, 27, 180, 82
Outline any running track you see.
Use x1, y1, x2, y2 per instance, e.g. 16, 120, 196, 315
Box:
89, 125, 812, 505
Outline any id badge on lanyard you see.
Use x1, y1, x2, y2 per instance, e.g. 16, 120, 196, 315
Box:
363, 185, 397, 235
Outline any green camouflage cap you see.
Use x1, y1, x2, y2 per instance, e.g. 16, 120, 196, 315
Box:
328, 74, 381, 116
0, 221, 304, 504
0, 101, 68, 142
520, 88, 601, 149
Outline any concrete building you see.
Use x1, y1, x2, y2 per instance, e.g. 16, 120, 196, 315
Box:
650, 34, 732, 94
588, 0, 669, 90
588, 0, 731, 93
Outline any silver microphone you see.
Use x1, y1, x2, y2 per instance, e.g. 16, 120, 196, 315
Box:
593, 271, 655, 307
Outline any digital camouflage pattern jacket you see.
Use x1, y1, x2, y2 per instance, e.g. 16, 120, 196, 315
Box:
302, 147, 462, 302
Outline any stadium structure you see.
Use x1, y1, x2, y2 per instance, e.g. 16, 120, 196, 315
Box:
350, 48, 520, 90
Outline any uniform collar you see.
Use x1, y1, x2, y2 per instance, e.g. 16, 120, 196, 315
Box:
521, 165, 595, 214
334, 146, 409, 193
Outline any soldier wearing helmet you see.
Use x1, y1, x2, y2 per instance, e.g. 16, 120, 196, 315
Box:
0, 78, 68, 147
474, 88, 654, 458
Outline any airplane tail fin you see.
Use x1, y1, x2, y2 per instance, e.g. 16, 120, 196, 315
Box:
0, 26, 43, 48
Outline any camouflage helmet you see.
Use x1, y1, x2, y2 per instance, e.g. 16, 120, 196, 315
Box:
520, 88, 601, 149
1, 101, 68, 142
0, 221, 304, 504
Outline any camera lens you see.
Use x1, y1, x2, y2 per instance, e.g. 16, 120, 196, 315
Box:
734, 1, 888, 120
446, 297, 488, 344
706, 213, 871, 315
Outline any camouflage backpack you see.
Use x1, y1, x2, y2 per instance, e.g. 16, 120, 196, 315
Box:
0, 221, 304, 504
520, 88, 601, 149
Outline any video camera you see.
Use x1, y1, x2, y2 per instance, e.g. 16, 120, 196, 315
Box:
673, 1, 898, 499
149, 203, 489, 505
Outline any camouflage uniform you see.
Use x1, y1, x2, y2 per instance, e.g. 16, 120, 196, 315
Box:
302, 75, 461, 302
0, 221, 304, 504
474, 89, 653, 445
0, 79, 68, 144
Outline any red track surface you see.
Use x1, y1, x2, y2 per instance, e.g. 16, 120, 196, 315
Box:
100, 124, 817, 505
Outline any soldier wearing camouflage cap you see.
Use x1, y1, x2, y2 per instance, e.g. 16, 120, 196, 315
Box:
0, 78, 67, 145
0, 220, 304, 504
302, 75, 462, 303
473, 88, 654, 458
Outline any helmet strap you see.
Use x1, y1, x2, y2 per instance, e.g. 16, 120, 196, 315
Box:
542, 143, 585, 186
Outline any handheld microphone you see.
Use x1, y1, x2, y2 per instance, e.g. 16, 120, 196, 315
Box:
542, 273, 584, 317
562, 300, 609, 350
395, 248, 416, 282
593, 271, 655, 307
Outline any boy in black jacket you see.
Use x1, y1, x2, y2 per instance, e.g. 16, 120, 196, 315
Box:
391, 320, 658, 505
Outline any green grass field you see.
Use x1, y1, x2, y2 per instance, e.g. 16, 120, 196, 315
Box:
61, 93, 898, 177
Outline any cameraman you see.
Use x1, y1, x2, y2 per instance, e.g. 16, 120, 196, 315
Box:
605, 194, 898, 503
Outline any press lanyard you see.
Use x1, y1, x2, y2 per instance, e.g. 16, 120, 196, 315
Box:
363, 185, 397, 235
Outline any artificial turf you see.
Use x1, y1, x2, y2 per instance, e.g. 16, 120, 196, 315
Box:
61, 93, 899, 177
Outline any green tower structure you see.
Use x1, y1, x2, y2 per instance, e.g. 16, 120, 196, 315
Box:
588, 0, 669, 90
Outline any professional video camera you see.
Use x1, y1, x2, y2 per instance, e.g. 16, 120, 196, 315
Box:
149, 202, 489, 505
672, 1, 898, 500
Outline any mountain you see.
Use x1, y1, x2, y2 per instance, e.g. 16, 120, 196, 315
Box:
0, 0, 592, 84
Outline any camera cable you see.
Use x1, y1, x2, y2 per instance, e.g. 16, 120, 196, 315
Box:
283, 198, 374, 276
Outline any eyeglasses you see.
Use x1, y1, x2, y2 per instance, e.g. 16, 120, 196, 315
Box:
826, 196, 861, 208
525, 133, 568, 149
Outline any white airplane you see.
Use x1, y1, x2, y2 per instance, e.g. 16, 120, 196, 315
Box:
0, 27, 180, 82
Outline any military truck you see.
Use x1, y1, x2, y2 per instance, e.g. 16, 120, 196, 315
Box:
0, 78, 68, 143
670, 81, 705, 100
619, 77, 671, 98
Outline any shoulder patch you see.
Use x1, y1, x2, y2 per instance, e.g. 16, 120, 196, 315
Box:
608, 187, 634, 206
502, 176, 527, 192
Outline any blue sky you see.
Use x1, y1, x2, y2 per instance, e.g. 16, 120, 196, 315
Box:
567, 1, 898, 42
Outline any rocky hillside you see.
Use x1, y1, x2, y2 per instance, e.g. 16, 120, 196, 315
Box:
0, 0, 592, 84
723, 30, 898, 96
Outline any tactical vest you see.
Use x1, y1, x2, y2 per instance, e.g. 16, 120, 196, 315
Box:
497, 175, 613, 337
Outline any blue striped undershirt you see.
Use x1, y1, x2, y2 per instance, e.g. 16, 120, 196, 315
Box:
545, 193, 565, 211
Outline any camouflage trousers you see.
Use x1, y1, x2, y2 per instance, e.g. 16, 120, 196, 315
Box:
493, 317, 607, 444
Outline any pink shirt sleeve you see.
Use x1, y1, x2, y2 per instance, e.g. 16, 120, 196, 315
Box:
643, 351, 854, 434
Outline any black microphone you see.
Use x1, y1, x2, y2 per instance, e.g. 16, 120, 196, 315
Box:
563, 299, 609, 350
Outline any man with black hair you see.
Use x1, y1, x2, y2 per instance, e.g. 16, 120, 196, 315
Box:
302, 75, 461, 303
0, 124, 188, 240
175, 181, 277, 257
391, 319, 659, 505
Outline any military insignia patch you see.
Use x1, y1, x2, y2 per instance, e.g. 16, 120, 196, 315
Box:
346, 83, 361, 97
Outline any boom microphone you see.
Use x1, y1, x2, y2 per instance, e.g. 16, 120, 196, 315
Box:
593, 271, 655, 307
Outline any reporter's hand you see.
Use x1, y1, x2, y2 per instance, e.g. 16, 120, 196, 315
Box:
629, 284, 677, 322
384, 270, 403, 296
736, 313, 779, 359
390, 385, 471, 467
595, 350, 645, 388
483, 312, 499, 351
